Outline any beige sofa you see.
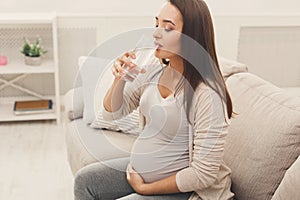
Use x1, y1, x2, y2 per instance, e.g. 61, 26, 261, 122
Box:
64, 58, 300, 200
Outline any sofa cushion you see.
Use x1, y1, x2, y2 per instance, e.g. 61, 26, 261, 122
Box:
224, 72, 300, 200
90, 110, 141, 135
65, 118, 137, 175
219, 57, 248, 80
272, 156, 300, 200
64, 87, 84, 121
78, 56, 144, 135
79, 56, 111, 123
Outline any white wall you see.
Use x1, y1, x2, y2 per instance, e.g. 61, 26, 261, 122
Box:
1, 0, 300, 15
0, 0, 164, 15
206, 0, 300, 15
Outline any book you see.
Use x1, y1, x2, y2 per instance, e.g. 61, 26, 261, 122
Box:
13, 99, 53, 115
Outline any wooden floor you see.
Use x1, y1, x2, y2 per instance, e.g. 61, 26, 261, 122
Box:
0, 119, 74, 200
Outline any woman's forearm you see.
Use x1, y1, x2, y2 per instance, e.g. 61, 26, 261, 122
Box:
103, 78, 126, 112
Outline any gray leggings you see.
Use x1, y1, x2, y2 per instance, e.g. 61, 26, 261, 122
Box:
74, 157, 192, 200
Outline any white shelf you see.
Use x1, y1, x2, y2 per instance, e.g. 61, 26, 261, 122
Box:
0, 60, 55, 74
0, 96, 57, 122
0, 14, 61, 123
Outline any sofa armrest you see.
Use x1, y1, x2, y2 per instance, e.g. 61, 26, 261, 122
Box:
64, 87, 84, 121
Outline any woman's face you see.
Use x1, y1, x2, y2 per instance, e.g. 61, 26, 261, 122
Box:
153, 2, 183, 60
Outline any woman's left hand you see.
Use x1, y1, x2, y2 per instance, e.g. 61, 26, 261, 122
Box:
126, 163, 146, 194
126, 163, 180, 195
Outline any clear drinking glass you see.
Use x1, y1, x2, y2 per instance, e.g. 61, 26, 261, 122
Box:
122, 35, 157, 82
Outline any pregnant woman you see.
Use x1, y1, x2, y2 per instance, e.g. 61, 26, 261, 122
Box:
74, 0, 235, 199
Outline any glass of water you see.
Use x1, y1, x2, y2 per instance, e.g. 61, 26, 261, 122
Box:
122, 35, 158, 82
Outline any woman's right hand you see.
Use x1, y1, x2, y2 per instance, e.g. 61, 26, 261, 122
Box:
112, 51, 146, 81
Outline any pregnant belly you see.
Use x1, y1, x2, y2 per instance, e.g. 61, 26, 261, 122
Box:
130, 135, 189, 183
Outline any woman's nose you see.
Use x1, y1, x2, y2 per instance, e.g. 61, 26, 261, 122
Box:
153, 28, 162, 39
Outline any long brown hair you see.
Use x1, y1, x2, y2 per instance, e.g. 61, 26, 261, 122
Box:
168, 0, 233, 123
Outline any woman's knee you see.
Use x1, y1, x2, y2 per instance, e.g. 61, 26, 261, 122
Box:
74, 160, 131, 200
74, 167, 90, 199
74, 165, 92, 191
74, 162, 106, 199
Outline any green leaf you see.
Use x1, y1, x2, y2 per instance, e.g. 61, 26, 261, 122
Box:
20, 37, 47, 57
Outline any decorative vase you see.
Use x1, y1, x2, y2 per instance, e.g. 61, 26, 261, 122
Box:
24, 56, 41, 66
0, 55, 8, 66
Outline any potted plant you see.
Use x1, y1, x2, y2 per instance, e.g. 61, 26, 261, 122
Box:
21, 37, 47, 66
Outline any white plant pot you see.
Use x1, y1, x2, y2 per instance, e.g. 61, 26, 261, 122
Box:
24, 56, 41, 66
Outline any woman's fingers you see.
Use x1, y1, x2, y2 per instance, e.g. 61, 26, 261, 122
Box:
112, 60, 126, 79
124, 51, 136, 59
112, 51, 141, 80
140, 68, 146, 74
120, 55, 137, 70
112, 64, 122, 78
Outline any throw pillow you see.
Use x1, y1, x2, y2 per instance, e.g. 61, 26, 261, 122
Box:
79, 56, 111, 123
90, 109, 142, 135
79, 56, 144, 135
219, 57, 248, 80
224, 72, 300, 200
64, 87, 84, 120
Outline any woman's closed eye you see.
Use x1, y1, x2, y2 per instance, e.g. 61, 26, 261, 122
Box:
164, 27, 173, 32
155, 24, 173, 32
